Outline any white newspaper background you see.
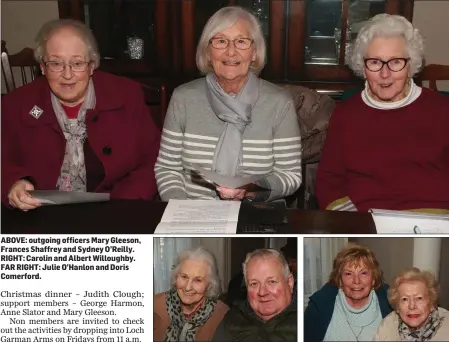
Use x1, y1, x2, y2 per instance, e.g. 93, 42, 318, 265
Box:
370, 209, 449, 234
193, 164, 266, 189
155, 199, 241, 234
29, 190, 110, 205
0, 235, 152, 341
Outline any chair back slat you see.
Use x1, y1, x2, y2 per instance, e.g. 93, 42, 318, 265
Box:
415, 64, 449, 91
1, 51, 16, 92
1, 46, 40, 92
139, 82, 168, 130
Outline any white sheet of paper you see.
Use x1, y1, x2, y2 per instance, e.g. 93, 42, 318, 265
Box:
193, 165, 266, 189
370, 209, 449, 234
155, 199, 241, 234
29, 190, 110, 205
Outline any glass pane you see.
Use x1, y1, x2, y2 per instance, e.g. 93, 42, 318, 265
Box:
343, 0, 386, 61
305, 0, 342, 65
86, 0, 156, 61
305, 0, 386, 65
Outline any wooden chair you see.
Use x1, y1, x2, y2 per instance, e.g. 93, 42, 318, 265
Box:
415, 64, 449, 90
140, 82, 167, 130
1, 41, 40, 93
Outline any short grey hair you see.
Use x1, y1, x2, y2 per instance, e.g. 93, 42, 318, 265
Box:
347, 14, 424, 78
196, 6, 266, 75
170, 246, 221, 298
34, 19, 100, 69
242, 248, 290, 285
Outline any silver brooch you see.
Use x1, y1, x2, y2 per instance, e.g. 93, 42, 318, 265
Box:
29, 105, 43, 119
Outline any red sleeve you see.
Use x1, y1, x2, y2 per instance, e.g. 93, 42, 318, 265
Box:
315, 105, 348, 209
1, 94, 30, 206
109, 84, 161, 200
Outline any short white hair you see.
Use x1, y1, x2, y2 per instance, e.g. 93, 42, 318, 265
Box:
170, 246, 221, 298
196, 6, 266, 75
34, 19, 100, 69
347, 14, 424, 78
242, 248, 290, 285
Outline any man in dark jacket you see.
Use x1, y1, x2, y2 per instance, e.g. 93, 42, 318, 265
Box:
212, 249, 297, 342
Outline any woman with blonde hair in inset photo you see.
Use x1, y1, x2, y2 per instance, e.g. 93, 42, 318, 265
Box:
374, 267, 449, 341
304, 243, 392, 341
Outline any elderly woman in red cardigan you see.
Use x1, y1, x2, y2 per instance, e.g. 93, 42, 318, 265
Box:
316, 14, 449, 213
2, 19, 160, 211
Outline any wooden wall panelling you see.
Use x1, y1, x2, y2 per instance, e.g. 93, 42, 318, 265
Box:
302, 64, 360, 82
385, 0, 400, 15
402, 0, 414, 21
286, 0, 307, 80
267, 0, 286, 79
181, 0, 197, 75
58, 0, 85, 21
155, 0, 170, 72
338, 0, 349, 65
169, 0, 182, 74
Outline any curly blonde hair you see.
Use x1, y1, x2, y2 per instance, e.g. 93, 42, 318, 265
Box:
329, 243, 384, 290
388, 267, 439, 310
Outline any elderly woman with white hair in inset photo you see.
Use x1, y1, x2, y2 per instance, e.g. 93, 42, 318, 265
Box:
154, 6, 302, 203
153, 247, 229, 342
316, 14, 449, 213
374, 267, 449, 341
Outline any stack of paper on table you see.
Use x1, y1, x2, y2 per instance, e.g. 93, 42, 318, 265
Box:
370, 209, 449, 234
155, 199, 241, 234
29, 190, 110, 205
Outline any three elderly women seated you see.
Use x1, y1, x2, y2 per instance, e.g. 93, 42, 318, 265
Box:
2, 6, 448, 211
153, 246, 297, 342
305, 243, 449, 341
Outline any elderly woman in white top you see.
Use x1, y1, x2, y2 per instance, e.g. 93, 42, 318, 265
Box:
374, 267, 449, 341
316, 14, 449, 212
154, 6, 302, 202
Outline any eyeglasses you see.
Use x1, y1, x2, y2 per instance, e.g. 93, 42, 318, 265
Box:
209, 37, 253, 50
44, 60, 91, 73
364, 58, 410, 72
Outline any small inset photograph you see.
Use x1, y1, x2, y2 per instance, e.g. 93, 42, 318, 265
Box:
153, 237, 298, 341
303, 237, 449, 341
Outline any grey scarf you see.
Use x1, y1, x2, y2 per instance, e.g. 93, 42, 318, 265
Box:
164, 287, 217, 342
398, 308, 444, 341
51, 79, 96, 192
206, 72, 259, 176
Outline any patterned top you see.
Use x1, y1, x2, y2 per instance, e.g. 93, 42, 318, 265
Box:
155, 78, 302, 201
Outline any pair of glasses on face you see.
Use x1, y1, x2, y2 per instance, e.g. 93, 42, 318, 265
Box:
44, 60, 91, 73
364, 58, 410, 72
209, 37, 253, 50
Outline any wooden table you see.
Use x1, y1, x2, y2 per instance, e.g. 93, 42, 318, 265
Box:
1, 200, 376, 234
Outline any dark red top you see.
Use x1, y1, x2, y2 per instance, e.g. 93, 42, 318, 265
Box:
61, 102, 82, 119
316, 88, 449, 211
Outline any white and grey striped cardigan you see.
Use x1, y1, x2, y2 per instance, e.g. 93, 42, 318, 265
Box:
154, 77, 302, 201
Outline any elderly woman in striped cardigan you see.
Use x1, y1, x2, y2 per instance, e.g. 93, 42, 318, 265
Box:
154, 6, 302, 202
